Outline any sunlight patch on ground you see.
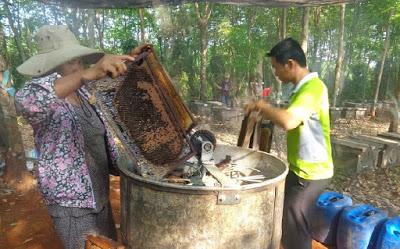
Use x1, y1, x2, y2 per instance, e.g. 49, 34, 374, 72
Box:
14, 174, 37, 193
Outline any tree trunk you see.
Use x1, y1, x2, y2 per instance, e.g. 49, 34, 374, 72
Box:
276, 8, 287, 104
0, 91, 27, 185
81, 10, 88, 42
70, 8, 81, 38
51, 5, 61, 24
199, 25, 208, 101
3, 0, 26, 62
389, 113, 398, 132
371, 10, 394, 117
87, 9, 96, 48
256, 54, 264, 83
311, 7, 321, 72
392, 65, 400, 126
344, 2, 361, 79
2, 117, 28, 185
388, 47, 399, 132
246, 11, 255, 94
383, 57, 395, 99
389, 90, 398, 132
362, 58, 372, 102
279, 8, 287, 40
139, 8, 146, 43
332, 3, 346, 107
195, 2, 211, 101
0, 26, 9, 63
395, 63, 400, 102
41, 5, 48, 23
23, 21, 35, 56
301, 7, 310, 55
94, 9, 105, 50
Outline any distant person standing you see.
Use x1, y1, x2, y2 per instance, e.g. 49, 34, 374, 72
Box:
250, 76, 264, 100
216, 73, 232, 106
254, 77, 264, 99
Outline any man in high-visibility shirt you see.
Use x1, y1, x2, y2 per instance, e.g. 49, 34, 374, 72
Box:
246, 38, 333, 249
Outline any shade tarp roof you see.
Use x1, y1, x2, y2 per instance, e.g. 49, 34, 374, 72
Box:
40, 0, 358, 8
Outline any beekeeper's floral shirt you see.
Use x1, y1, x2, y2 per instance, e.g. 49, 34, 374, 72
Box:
15, 73, 118, 208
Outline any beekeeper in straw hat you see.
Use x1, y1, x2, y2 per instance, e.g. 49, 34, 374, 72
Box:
15, 25, 144, 249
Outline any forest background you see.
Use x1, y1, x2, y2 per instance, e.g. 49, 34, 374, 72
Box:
1, 0, 400, 109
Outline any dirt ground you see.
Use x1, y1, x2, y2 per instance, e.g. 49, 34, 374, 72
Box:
0, 176, 328, 249
0, 175, 121, 249
0, 116, 398, 249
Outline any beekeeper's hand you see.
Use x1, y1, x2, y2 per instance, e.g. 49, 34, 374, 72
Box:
83, 54, 135, 80
130, 43, 152, 57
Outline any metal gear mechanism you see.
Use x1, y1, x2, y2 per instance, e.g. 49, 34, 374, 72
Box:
190, 130, 217, 157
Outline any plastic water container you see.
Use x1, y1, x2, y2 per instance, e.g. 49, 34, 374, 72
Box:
0, 157, 5, 176
25, 149, 38, 171
375, 217, 400, 249
337, 204, 388, 249
311, 191, 353, 246
6, 87, 15, 97
25, 149, 38, 160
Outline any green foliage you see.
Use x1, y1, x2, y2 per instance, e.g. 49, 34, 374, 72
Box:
0, 0, 400, 104
341, 63, 375, 102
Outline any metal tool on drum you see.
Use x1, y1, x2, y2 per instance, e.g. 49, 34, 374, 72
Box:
191, 130, 239, 187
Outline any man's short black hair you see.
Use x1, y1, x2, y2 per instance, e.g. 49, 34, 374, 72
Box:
267, 38, 307, 67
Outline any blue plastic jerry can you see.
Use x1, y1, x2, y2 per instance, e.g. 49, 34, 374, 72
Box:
337, 204, 388, 249
6, 87, 15, 97
375, 217, 400, 249
311, 191, 353, 246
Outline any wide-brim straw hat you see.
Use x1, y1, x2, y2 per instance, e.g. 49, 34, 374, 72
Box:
17, 25, 104, 77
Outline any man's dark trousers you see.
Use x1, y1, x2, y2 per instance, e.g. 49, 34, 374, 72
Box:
281, 170, 331, 249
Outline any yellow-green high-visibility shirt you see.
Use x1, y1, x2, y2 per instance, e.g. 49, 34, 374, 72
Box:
286, 73, 333, 180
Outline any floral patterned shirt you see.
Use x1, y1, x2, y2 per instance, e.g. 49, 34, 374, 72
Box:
15, 73, 118, 208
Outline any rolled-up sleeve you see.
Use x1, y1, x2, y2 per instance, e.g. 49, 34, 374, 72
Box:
15, 73, 61, 127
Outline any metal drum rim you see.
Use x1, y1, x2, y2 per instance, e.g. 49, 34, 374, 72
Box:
117, 145, 289, 195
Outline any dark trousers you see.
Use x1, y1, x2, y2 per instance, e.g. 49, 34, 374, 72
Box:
50, 203, 117, 249
281, 170, 331, 249
221, 94, 230, 106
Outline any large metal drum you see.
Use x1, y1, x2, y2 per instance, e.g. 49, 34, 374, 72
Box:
117, 144, 288, 249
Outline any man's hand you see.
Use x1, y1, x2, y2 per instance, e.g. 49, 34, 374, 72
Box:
82, 54, 135, 80
245, 99, 302, 130
244, 99, 270, 115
